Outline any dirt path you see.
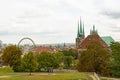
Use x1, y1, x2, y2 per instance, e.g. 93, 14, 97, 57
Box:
90, 75, 97, 80
0, 76, 9, 78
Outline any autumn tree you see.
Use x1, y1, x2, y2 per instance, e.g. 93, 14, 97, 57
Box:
78, 40, 110, 76
2, 45, 22, 67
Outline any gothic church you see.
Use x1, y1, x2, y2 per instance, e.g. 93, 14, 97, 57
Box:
76, 19, 114, 51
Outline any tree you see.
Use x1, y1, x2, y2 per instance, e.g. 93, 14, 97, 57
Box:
53, 52, 64, 67
62, 49, 78, 59
64, 56, 73, 69
69, 49, 78, 59
62, 50, 70, 56
78, 40, 110, 76
37, 52, 59, 72
2, 45, 22, 67
109, 42, 120, 77
0, 50, 3, 66
21, 52, 38, 75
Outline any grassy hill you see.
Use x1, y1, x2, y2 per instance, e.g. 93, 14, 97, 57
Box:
0, 72, 92, 80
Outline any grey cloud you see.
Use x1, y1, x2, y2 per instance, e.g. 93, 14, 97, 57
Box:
16, 11, 47, 19
109, 25, 120, 32
0, 31, 59, 37
111, 28, 120, 32
102, 10, 120, 19
0, 31, 9, 35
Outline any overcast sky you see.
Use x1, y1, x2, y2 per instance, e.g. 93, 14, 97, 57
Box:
0, 0, 120, 44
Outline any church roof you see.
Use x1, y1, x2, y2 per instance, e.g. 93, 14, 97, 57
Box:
80, 35, 109, 50
101, 36, 114, 46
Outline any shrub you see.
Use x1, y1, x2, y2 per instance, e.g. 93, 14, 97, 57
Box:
0, 66, 14, 72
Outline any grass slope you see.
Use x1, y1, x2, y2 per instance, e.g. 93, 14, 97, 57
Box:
0, 72, 92, 80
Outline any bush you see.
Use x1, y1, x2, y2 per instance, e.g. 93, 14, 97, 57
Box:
0, 66, 14, 72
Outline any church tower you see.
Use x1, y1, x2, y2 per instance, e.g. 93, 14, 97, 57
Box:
90, 25, 98, 35
76, 19, 85, 49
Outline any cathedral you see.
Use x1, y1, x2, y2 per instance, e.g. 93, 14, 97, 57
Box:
76, 19, 114, 51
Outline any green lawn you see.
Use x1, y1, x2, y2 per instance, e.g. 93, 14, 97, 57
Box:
101, 77, 120, 80
0, 72, 92, 80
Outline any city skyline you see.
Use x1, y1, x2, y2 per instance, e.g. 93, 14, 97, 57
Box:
0, 0, 120, 44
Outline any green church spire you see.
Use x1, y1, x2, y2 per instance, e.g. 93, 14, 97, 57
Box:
76, 18, 85, 38
83, 23, 85, 37
90, 29, 92, 35
90, 25, 98, 35
96, 29, 98, 34
77, 21, 80, 38
79, 18, 83, 35
93, 25, 95, 32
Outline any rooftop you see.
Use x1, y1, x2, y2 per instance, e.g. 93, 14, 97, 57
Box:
101, 36, 114, 46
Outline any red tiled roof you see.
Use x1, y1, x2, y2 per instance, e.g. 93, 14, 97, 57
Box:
32, 46, 61, 53
32, 46, 50, 53
79, 35, 109, 50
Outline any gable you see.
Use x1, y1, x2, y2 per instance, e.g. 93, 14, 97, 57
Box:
80, 35, 109, 50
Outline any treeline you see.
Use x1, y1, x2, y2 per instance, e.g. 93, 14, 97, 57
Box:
1, 46, 78, 75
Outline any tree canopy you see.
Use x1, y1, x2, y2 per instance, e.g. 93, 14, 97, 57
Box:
53, 52, 64, 67
78, 40, 110, 76
21, 52, 38, 75
37, 52, 59, 71
62, 49, 78, 59
2, 45, 22, 67
109, 42, 120, 77
64, 56, 73, 69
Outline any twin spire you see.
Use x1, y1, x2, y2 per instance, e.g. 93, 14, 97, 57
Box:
77, 18, 98, 38
77, 19, 85, 38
